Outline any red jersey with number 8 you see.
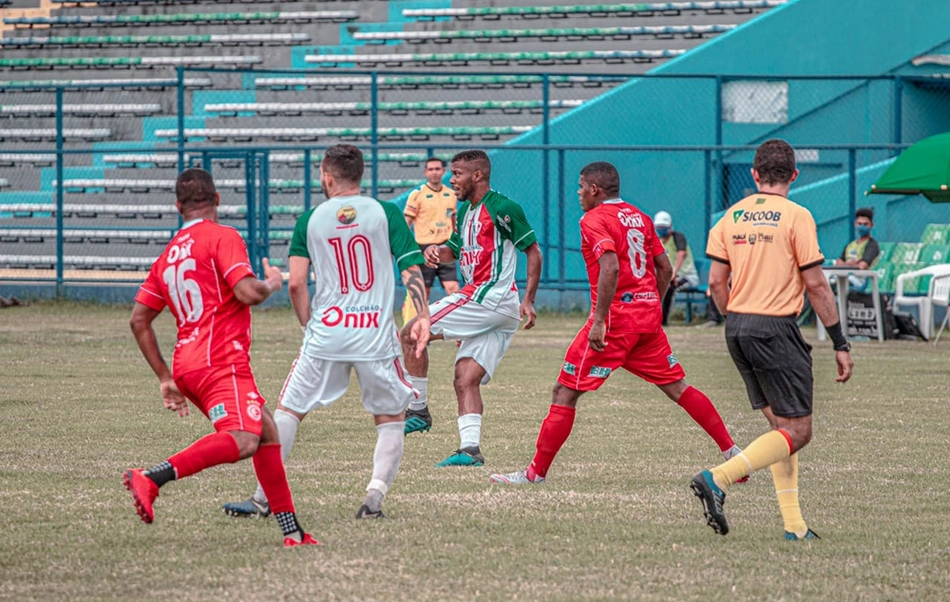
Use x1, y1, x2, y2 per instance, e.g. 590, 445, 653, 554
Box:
134, 219, 257, 375
579, 199, 666, 333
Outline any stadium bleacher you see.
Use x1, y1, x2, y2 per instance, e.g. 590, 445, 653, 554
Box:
0, 0, 782, 278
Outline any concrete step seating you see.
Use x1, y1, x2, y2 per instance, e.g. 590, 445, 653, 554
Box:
0, 254, 287, 271
306, 49, 685, 67
5, 11, 357, 29
2, 203, 310, 219
0, 228, 293, 244
0, 154, 56, 166
0, 128, 110, 141
404, 1, 786, 20
102, 152, 435, 167
0, 56, 261, 70
354, 25, 734, 44
0, 33, 309, 48
204, 99, 583, 117
0, 104, 161, 117
51, 178, 417, 194
154, 125, 533, 142
254, 74, 624, 91
0, 78, 212, 92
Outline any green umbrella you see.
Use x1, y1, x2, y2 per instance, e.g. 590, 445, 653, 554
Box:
870, 132, 950, 202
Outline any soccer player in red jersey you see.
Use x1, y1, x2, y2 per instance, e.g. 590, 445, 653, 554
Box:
490, 162, 742, 485
123, 168, 319, 547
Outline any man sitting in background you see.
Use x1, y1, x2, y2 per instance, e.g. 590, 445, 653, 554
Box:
833, 207, 880, 289
655, 211, 699, 326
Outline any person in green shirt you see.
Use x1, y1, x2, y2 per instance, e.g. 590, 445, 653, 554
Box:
834, 207, 880, 289
655, 211, 699, 326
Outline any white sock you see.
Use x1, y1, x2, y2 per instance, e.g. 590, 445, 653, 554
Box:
409, 376, 428, 411
253, 409, 301, 504
458, 413, 482, 449
722, 444, 742, 461
365, 421, 405, 511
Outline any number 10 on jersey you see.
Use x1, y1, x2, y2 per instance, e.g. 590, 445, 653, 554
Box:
329, 236, 375, 294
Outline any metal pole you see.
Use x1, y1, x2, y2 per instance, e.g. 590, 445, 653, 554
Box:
848, 148, 857, 242
260, 150, 270, 269
542, 73, 551, 282
303, 149, 312, 211
892, 76, 903, 156
55, 86, 64, 297
176, 66, 185, 172
370, 71, 379, 199
704, 148, 712, 237
714, 76, 724, 211
557, 148, 566, 290
245, 152, 258, 276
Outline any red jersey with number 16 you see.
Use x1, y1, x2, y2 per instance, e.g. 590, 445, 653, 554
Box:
580, 199, 666, 333
134, 219, 257, 376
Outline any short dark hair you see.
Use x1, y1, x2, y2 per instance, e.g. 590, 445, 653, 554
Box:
175, 168, 217, 208
425, 157, 445, 168
753, 139, 796, 185
856, 207, 874, 221
322, 144, 364, 184
579, 161, 620, 197
450, 149, 491, 179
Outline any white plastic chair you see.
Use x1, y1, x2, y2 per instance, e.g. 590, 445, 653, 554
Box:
894, 264, 950, 340
931, 273, 950, 345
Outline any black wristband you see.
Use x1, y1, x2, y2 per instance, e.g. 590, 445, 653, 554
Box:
826, 321, 849, 351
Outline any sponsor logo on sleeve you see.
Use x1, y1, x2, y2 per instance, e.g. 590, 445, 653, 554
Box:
667, 354, 679, 368
209, 403, 228, 424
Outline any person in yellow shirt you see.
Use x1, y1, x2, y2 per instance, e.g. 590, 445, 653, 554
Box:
402, 158, 460, 323
689, 139, 853, 540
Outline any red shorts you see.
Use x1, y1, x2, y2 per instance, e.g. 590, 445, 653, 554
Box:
175, 363, 266, 436
557, 321, 686, 392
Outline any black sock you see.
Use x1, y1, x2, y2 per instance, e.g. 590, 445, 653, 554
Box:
275, 512, 302, 538
144, 461, 176, 488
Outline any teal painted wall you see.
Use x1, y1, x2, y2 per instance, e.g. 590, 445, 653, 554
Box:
484, 0, 950, 286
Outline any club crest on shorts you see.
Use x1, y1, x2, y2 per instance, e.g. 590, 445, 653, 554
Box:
337, 205, 357, 225
667, 354, 679, 368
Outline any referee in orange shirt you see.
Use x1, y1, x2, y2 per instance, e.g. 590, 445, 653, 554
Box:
402, 157, 459, 323
689, 139, 853, 540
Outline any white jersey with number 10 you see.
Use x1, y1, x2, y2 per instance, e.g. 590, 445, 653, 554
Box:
289, 195, 424, 361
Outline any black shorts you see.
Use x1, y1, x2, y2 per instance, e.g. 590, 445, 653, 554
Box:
419, 244, 458, 289
725, 313, 814, 418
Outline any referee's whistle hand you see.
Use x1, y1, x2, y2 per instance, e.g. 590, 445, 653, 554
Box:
834, 351, 853, 383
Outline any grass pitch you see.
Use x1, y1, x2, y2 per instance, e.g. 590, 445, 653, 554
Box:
1, 301, 948, 601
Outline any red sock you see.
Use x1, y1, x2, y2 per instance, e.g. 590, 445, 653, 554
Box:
527, 404, 576, 480
253, 443, 295, 514
676, 386, 734, 452
168, 431, 241, 480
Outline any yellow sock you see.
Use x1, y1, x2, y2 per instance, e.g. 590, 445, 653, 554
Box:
711, 430, 792, 490
401, 290, 417, 326
771, 453, 808, 536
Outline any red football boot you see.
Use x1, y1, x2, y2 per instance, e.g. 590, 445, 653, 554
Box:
284, 532, 321, 548
123, 468, 159, 524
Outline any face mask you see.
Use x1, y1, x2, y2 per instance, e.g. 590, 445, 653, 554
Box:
856, 225, 872, 238
656, 227, 671, 237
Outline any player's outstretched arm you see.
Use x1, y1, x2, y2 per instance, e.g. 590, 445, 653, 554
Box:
129, 302, 187, 415
288, 256, 312, 329
520, 242, 543, 330
802, 264, 853, 383
233, 258, 283, 306
401, 264, 430, 357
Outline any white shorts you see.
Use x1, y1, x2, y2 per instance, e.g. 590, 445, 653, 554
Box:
278, 353, 416, 416
429, 293, 520, 384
